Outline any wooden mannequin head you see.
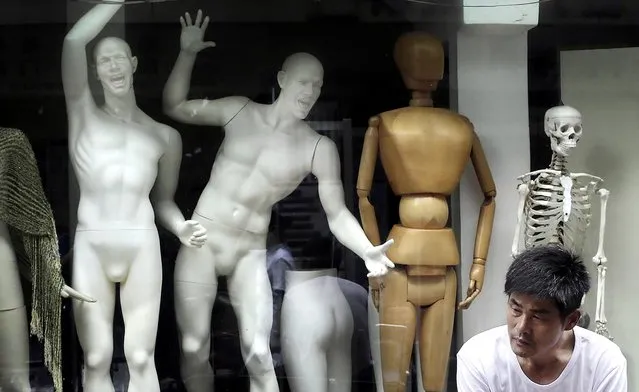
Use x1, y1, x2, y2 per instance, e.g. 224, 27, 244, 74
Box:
394, 32, 444, 106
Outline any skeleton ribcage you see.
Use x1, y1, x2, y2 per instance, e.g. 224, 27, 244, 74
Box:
523, 173, 597, 254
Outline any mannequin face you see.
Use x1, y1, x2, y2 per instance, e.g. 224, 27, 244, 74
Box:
278, 55, 323, 120
507, 293, 579, 361
94, 37, 137, 97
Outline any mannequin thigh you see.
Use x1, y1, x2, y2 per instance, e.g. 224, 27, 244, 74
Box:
0, 222, 30, 391
0, 307, 30, 392
282, 278, 354, 392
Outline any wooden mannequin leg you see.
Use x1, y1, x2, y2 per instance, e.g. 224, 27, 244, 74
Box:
378, 268, 417, 392
418, 267, 457, 392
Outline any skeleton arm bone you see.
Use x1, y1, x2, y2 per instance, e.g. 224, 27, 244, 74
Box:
593, 188, 610, 333
459, 130, 496, 310
62, 0, 125, 109
511, 182, 530, 258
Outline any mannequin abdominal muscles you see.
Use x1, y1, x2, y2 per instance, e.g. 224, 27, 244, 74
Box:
357, 31, 496, 392
512, 105, 611, 339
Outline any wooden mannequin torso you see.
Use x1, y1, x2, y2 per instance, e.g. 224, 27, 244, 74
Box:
377, 107, 474, 272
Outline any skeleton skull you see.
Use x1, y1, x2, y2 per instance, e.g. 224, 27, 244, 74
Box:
544, 105, 583, 157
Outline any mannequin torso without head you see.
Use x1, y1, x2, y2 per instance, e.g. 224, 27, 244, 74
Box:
62, 3, 205, 392
163, 10, 393, 392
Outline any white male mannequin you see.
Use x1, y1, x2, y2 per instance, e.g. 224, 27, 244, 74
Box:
281, 268, 354, 392
62, 2, 206, 391
162, 10, 394, 392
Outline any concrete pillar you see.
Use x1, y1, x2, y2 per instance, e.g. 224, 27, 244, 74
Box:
450, 0, 539, 345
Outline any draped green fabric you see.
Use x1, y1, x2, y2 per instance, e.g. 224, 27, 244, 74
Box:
0, 127, 64, 391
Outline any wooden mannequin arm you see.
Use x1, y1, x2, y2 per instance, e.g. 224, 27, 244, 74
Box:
356, 116, 382, 246
470, 131, 496, 266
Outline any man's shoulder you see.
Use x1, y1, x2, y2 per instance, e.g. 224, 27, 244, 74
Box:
458, 325, 509, 362
574, 327, 626, 365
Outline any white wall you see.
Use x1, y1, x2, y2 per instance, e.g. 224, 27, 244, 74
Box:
561, 47, 639, 391
453, 31, 531, 343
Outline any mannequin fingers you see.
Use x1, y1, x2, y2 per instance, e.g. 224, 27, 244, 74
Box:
384, 257, 395, 268
62, 285, 96, 303
195, 9, 203, 26
60, 288, 70, 298
379, 239, 394, 252
203, 41, 216, 49
180, 16, 186, 28
185, 12, 193, 26
201, 16, 210, 32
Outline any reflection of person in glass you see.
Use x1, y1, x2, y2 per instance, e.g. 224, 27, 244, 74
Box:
61, 2, 206, 391
163, 9, 394, 392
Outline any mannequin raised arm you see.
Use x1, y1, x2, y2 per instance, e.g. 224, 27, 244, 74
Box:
458, 130, 497, 310
162, 9, 247, 127
62, 0, 124, 108
312, 135, 394, 277
150, 128, 207, 248
356, 116, 382, 246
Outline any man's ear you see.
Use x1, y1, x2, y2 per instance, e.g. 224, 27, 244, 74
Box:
277, 70, 286, 88
131, 56, 138, 73
563, 310, 581, 330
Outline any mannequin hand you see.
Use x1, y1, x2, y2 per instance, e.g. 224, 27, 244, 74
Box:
179, 10, 216, 54
177, 220, 207, 247
458, 263, 485, 310
364, 239, 395, 278
60, 284, 96, 303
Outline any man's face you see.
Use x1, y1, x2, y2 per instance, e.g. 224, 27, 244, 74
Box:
94, 38, 137, 97
280, 62, 323, 120
506, 293, 578, 360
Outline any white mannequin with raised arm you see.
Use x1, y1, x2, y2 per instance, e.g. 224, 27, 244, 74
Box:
62, 2, 206, 392
163, 10, 394, 392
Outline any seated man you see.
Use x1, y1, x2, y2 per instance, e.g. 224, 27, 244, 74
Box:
457, 244, 627, 392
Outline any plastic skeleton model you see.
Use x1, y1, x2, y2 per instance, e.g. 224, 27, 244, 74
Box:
511, 105, 612, 339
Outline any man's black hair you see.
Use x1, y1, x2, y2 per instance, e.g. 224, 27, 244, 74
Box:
505, 244, 591, 318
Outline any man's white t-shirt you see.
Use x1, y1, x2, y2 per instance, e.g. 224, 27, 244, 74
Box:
456, 325, 627, 392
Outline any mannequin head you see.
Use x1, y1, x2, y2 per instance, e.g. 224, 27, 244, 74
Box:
544, 105, 582, 157
504, 245, 589, 363
394, 32, 444, 93
93, 37, 138, 98
276, 52, 324, 120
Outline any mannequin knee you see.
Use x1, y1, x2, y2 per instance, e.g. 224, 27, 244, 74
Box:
181, 334, 209, 357
124, 346, 154, 373
85, 348, 112, 373
241, 332, 272, 370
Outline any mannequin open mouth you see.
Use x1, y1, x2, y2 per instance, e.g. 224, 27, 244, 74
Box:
297, 98, 312, 112
110, 75, 126, 88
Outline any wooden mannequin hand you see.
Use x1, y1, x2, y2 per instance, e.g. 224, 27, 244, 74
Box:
364, 239, 395, 278
179, 10, 216, 54
177, 220, 208, 248
61, 284, 96, 303
458, 263, 485, 310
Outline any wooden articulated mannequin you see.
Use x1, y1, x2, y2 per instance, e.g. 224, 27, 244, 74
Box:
356, 32, 497, 392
